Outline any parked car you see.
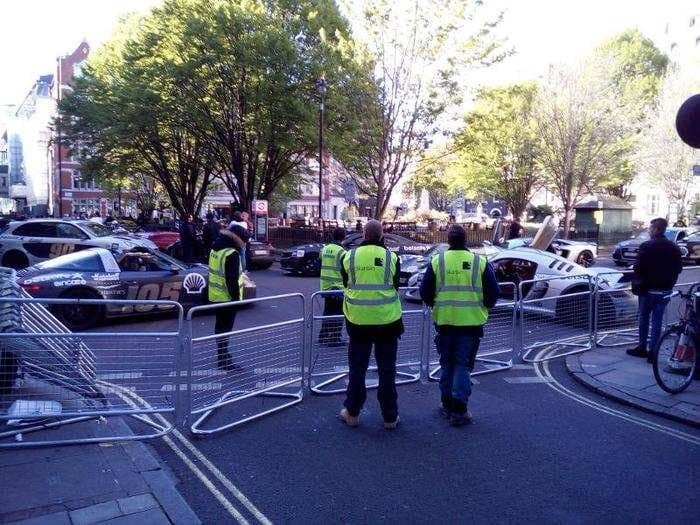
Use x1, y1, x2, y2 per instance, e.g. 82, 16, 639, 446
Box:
17, 247, 256, 330
678, 230, 700, 265
0, 219, 157, 270
280, 233, 432, 282
612, 227, 697, 266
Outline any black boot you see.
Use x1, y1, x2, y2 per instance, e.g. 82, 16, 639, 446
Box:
626, 346, 648, 358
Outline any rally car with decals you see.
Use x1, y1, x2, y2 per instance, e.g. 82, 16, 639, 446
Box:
0, 219, 157, 270
280, 233, 431, 282
16, 247, 256, 330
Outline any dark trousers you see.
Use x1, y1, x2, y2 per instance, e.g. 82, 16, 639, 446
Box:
638, 292, 669, 354
319, 293, 344, 344
344, 333, 398, 422
436, 332, 479, 414
214, 305, 237, 361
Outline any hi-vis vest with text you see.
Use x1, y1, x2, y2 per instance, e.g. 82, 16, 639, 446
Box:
320, 243, 345, 291
208, 248, 244, 303
431, 250, 488, 326
342, 245, 402, 325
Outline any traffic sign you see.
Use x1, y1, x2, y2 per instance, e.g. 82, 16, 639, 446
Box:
252, 200, 268, 215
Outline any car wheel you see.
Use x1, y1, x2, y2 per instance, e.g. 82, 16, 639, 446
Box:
55, 288, 104, 331
614, 261, 629, 267
576, 250, 594, 268
2, 251, 29, 270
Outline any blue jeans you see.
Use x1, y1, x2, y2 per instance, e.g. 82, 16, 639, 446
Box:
436, 332, 478, 414
638, 293, 669, 353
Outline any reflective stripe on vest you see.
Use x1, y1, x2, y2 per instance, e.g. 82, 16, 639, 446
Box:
342, 245, 402, 325
320, 243, 345, 291
431, 250, 488, 326
208, 248, 244, 303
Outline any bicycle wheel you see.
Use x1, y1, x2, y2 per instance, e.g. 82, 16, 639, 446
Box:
653, 326, 696, 394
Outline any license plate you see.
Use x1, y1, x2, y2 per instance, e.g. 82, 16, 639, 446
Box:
254, 250, 269, 255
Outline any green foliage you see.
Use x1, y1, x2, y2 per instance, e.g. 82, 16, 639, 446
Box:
56, 0, 371, 215
449, 82, 542, 219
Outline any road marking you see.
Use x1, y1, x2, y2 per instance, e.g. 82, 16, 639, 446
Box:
533, 351, 700, 446
504, 376, 553, 384
107, 381, 272, 524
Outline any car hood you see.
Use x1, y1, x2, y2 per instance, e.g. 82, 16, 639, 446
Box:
616, 238, 641, 249
585, 266, 630, 288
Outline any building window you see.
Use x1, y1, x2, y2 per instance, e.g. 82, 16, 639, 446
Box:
647, 195, 659, 215
72, 171, 99, 190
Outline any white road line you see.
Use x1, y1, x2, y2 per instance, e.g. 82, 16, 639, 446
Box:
109, 382, 272, 525
504, 376, 553, 384
98, 372, 143, 380
533, 351, 700, 446
103, 382, 252, 524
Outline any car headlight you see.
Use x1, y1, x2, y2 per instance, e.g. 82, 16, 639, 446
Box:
294, 250, 305, 257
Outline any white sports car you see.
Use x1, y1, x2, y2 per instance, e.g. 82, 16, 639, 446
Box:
405, 246, 636, 327
496, 237, 597, 267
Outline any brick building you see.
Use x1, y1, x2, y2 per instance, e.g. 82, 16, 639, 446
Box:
51, 41, 112, 217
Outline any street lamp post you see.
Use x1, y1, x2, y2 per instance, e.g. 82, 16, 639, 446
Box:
316, 76, 326, 226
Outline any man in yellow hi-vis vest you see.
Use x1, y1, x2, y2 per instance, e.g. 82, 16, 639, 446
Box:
319, 227, 346, 346
420, 225, 499, 426
208, 228, 245, 371
338, 220, 403, 430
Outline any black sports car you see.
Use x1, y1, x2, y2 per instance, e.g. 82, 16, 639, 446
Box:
678, 230, 700, 265
612, 228, 697, 266
17, 247, 256, 330
280, 233, 431, 283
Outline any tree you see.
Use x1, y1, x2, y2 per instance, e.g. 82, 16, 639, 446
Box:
535, 59, 630, 237
57, 0, 370, 216
450, 83, 543, 220
336, 0, 507, 219
636, 65, 700, 221
593, 30, 668, 198
56, 12, 216, 218
404, 149, 455, 212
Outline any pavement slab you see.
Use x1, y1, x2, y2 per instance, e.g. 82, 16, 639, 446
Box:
566, 347, 700, 426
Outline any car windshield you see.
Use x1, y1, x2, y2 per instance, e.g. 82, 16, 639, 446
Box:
80, 222, 113, 237
148, 249, 185, 270
35, 251, 104, 272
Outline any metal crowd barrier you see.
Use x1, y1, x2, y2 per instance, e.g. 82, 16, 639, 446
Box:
593, 269, 638, 348
0, 292, 182, 448
308, 288, 422, 395
428, 282, 517, 380
519, 275, 594, 363
184, 294, 304, 435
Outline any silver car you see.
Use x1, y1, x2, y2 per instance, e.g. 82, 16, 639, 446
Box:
0, 219, 157, 270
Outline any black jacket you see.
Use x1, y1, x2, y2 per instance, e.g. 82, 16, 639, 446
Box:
419, 248, 500, 337
202, 220, 220, 253
211, 236, 241, 301
633, 236, 682, 293
339, 240, 404, 338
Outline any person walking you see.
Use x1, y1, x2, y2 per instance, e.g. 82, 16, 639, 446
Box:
419, 225, 499, 426
318, 227, 346, 346
208, 231, 244, 371
339, 220, 403, 430
628, 218, 683, 363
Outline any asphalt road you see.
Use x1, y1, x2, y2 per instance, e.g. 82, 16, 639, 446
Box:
85, 263, 700, 524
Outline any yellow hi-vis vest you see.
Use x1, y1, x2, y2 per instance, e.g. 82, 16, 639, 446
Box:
431, 250, 488, 326
342, 245, 402, 325
208, 248, 244, 303
320, 243, 345, 291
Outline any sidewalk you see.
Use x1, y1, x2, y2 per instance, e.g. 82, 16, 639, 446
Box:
0, 417, 200, 525
566, 347, 700, 427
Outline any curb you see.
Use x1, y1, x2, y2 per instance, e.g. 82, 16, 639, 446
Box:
565, 355, 700, 428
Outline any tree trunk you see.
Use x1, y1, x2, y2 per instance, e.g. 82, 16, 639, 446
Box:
562, 206, 572, 240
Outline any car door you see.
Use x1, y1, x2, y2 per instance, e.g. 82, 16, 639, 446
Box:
491, 256, 542, 307
53, 222, 91, 258
118, 253, 182, 313
14, 222, 60, 260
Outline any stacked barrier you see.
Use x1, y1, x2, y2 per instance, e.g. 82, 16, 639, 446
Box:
0, 292, 182, 448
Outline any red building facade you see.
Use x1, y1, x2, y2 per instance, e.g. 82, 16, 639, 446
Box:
52, 42, 112, 217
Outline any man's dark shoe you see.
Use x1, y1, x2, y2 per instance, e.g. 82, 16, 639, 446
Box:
217, 354, 238, 371
626, 346, 648, 358
450, 410, 473, 427
439, 405, 450, 419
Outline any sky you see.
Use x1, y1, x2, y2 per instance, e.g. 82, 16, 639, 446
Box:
0, 0, 697, 107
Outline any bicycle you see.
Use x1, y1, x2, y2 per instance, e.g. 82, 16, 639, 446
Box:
652, 283, 700, 394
